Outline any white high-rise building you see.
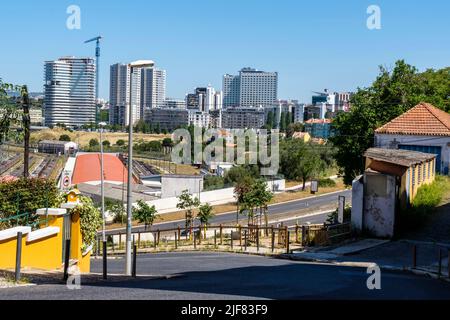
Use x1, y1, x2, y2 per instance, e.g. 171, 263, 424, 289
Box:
109, 63, 130, 126
44, 57, 96, 127
223, 68, 278, 108
109, 60, 166, 126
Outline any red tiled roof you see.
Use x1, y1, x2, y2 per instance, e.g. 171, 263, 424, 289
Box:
375, 103, 450, 136
72, 154, 129, 185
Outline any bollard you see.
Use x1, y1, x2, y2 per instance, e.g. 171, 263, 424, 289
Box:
220, 225, 223, 245
132, 238, 137, 278
412, 245, 417, 268
286, 231, 290, 254
157, 229, 161, 245
15, 232, 23, 283
63, 239, 71, 282
178, 227, 181, 242
119, 233, 122, 250
295, 224, 299, 243
271, 230, 275, 253
103, 240, 107, 280
154, 233, 157, 249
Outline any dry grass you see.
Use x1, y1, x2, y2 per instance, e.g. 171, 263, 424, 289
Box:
272, 179, 346, 203
136, 158, 200, 175
31, 128, 169, 148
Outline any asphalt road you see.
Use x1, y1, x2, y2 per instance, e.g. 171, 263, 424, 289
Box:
1, 252, 449, 300
105, 190, 352, 235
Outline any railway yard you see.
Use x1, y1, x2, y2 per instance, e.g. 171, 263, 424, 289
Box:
0, 148, 64, 180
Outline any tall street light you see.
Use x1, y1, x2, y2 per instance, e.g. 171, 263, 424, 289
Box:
99, 121, 107, 279
125, 60, 155, 275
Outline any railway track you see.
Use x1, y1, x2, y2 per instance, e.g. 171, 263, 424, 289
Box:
0, 153, 21, 176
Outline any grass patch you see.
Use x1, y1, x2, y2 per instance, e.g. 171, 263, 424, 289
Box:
399, 175, 450, 231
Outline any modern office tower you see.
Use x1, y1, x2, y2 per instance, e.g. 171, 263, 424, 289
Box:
185, 86, 222, 112
44, 57, 96, 127
109, 63, 130, 126
222, 107, 266, 129
222, 74, 240, 108
141, 67, 166, 111
109, 60, 166, 126
222, 68, 278, 108
144, 108, 189, 132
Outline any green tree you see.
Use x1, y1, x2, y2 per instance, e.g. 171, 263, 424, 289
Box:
197, 203, 214, 239
116, 139, 126, 147
59, 134, 71, 142
89, 138, 99, 148
286, 122, 304, 138
197, 203, 214, 225
266, 111, 274, 130
331, 61, 450, 185
176, 190, 200, 234
280, 139, 324, 190
132, 200, 158, 230
102, 140, 111, 148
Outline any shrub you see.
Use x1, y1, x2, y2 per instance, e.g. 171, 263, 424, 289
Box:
72, 195, 103, 251
399, 176, 450, 231
204, 175, 225, 191
327, 206, 351, 224
318, 178, 337, 188
59, 134, 71, 142
0, 178, 62, 228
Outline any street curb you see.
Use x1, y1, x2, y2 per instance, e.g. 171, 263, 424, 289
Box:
279, 254, 450, 282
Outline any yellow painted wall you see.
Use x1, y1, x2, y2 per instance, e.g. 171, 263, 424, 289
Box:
0, 209, 91, 273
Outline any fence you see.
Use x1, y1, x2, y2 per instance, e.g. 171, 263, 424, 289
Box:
411, 242, 450, 279
95, 221, 353, 255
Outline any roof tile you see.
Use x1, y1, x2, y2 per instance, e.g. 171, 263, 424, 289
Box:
375, 103, 450, 136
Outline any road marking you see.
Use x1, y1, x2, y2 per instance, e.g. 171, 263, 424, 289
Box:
105, 190, 351, 233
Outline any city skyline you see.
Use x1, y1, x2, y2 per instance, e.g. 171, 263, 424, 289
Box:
1, 0, 449, 103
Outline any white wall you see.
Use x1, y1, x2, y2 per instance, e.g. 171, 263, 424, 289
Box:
351, 176, 364, 232
375, 134, 450, 174
144, 179, 285, 214
363, 172, 396, 238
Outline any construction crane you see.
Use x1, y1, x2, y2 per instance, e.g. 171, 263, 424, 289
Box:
84, 36, 103, 123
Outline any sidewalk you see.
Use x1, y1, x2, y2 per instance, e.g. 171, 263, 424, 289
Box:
286, 239, 450, 281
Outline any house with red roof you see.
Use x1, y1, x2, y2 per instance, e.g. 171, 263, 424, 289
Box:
375, 103, 450, 175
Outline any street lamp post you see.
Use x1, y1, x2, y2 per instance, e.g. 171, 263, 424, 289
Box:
99, 122, 107, 279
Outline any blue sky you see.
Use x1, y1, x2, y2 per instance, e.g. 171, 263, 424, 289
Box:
0, 0, 449, 102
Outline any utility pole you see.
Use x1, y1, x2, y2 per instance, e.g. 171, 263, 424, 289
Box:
22, 86, 30, 178
99, 122, 107, 279
84, 36, 102, 124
